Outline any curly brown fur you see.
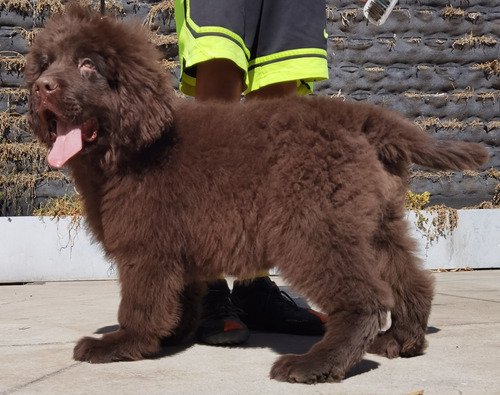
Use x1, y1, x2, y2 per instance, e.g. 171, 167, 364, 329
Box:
26, 4, 489, 383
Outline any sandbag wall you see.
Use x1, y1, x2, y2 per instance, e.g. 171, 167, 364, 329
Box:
0, 0, 499, 215
323, 0, 500, 207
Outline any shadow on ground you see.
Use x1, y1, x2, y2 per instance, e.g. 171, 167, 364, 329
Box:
89, 288, 440, 380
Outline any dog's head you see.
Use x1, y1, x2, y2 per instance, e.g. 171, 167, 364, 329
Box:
25, 3, 175, 169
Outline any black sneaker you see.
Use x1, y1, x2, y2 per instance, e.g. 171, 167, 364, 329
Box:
195, 279, 250, 345
231, 277, 327, 336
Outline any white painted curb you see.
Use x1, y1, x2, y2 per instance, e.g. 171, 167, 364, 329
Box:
407, 210, 500, 270
1, 210, 499, 282
1, 216, 115, 283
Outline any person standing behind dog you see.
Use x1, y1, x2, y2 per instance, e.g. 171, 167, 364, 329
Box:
174, 0, 330, 345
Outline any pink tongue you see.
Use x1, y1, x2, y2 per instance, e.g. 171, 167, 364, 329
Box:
47, 120, 83, 168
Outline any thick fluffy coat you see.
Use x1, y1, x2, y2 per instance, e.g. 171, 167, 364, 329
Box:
26, 5, 488, 383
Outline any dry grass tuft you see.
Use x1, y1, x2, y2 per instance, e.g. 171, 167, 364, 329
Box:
92, 0, 125, 16
0, 51, 26, 76
424, 205, 459, 243
331, 37, 346, 48
410, 170, 454, 180
440, 119, 464, 129
161, 58, 179, 73
0, 88, 29, 103
408, 37, 422, 46
35, 0, 64, 18
405, 191, 430, 210
326, 6, 335, 21
0, 111, 29, 136
476, 91, 499, 103
405, 192, 459, 245
148, 31, 177, 47
413, 117, 440, 129
486, 167, 500, 180
364, 66, 385, 72
379, 35, 398, 51
11, 27, 39, 46
452, 32, 498, 49
442, 5, 465, 19
145, 0, 174, 27
0, 0, 33, 15
33, 195, 83, 239
470, 59, 500, 76
487, 120, 500, 130
450, 86, 474, 102
33, 194, 83, 217
0, 141, 47, 165
340, 8, 359, 27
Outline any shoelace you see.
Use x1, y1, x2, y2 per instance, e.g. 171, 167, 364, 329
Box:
201, 291, 244, 320
267, 287, 300, 312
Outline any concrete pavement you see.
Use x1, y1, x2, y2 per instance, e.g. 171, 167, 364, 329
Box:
1, 271, 499, 394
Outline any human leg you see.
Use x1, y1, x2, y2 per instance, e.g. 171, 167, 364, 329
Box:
195, 59, 243, 102
246, 81, 297, 100
174, 0, 249, 98
175, 0, 329, 98
175, 2, 248, 345
175, 0, 330, 347
245, 0, 328, 96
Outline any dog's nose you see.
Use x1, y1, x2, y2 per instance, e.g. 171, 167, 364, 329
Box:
35, 76, 59, 96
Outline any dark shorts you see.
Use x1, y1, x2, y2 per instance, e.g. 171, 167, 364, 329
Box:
174, 0, 328, 96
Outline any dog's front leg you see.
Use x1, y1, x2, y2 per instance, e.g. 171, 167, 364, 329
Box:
73, 258, 185, 363
162, 281, 205, 345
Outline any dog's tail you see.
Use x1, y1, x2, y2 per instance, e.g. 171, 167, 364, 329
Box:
362, 108, 489, 173
410, 138, 488, 171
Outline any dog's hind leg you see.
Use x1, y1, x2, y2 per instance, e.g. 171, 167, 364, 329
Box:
270, 244, 394, 383
73, 258, 186, 363
368, 214, 434, 359
271, 307, 389, 383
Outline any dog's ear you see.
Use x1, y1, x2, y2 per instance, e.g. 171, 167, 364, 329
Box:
100, 19, 176, 154
113, 57, 175, 152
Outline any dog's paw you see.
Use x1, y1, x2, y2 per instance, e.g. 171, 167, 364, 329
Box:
270, 354, 343, 384
74, 336, 109, 363
73, 336, 130, 363
368, 331, 427, 359
368, 333, 401, 359
73, 334, 144, 363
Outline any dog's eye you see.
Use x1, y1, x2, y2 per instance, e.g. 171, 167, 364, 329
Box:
40, 54, 50, 73
80, 58, 96, 72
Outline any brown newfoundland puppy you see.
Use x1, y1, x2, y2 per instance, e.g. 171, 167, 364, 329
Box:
26, 4, 488, 383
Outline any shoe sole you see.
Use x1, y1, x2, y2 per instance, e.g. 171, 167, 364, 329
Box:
200, 328, 250, 346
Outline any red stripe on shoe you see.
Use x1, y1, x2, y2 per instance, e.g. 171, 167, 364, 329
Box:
308, 309, 328, 324
224, 319, 244, 332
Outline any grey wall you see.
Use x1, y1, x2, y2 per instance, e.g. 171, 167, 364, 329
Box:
323, 0, 500, 207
